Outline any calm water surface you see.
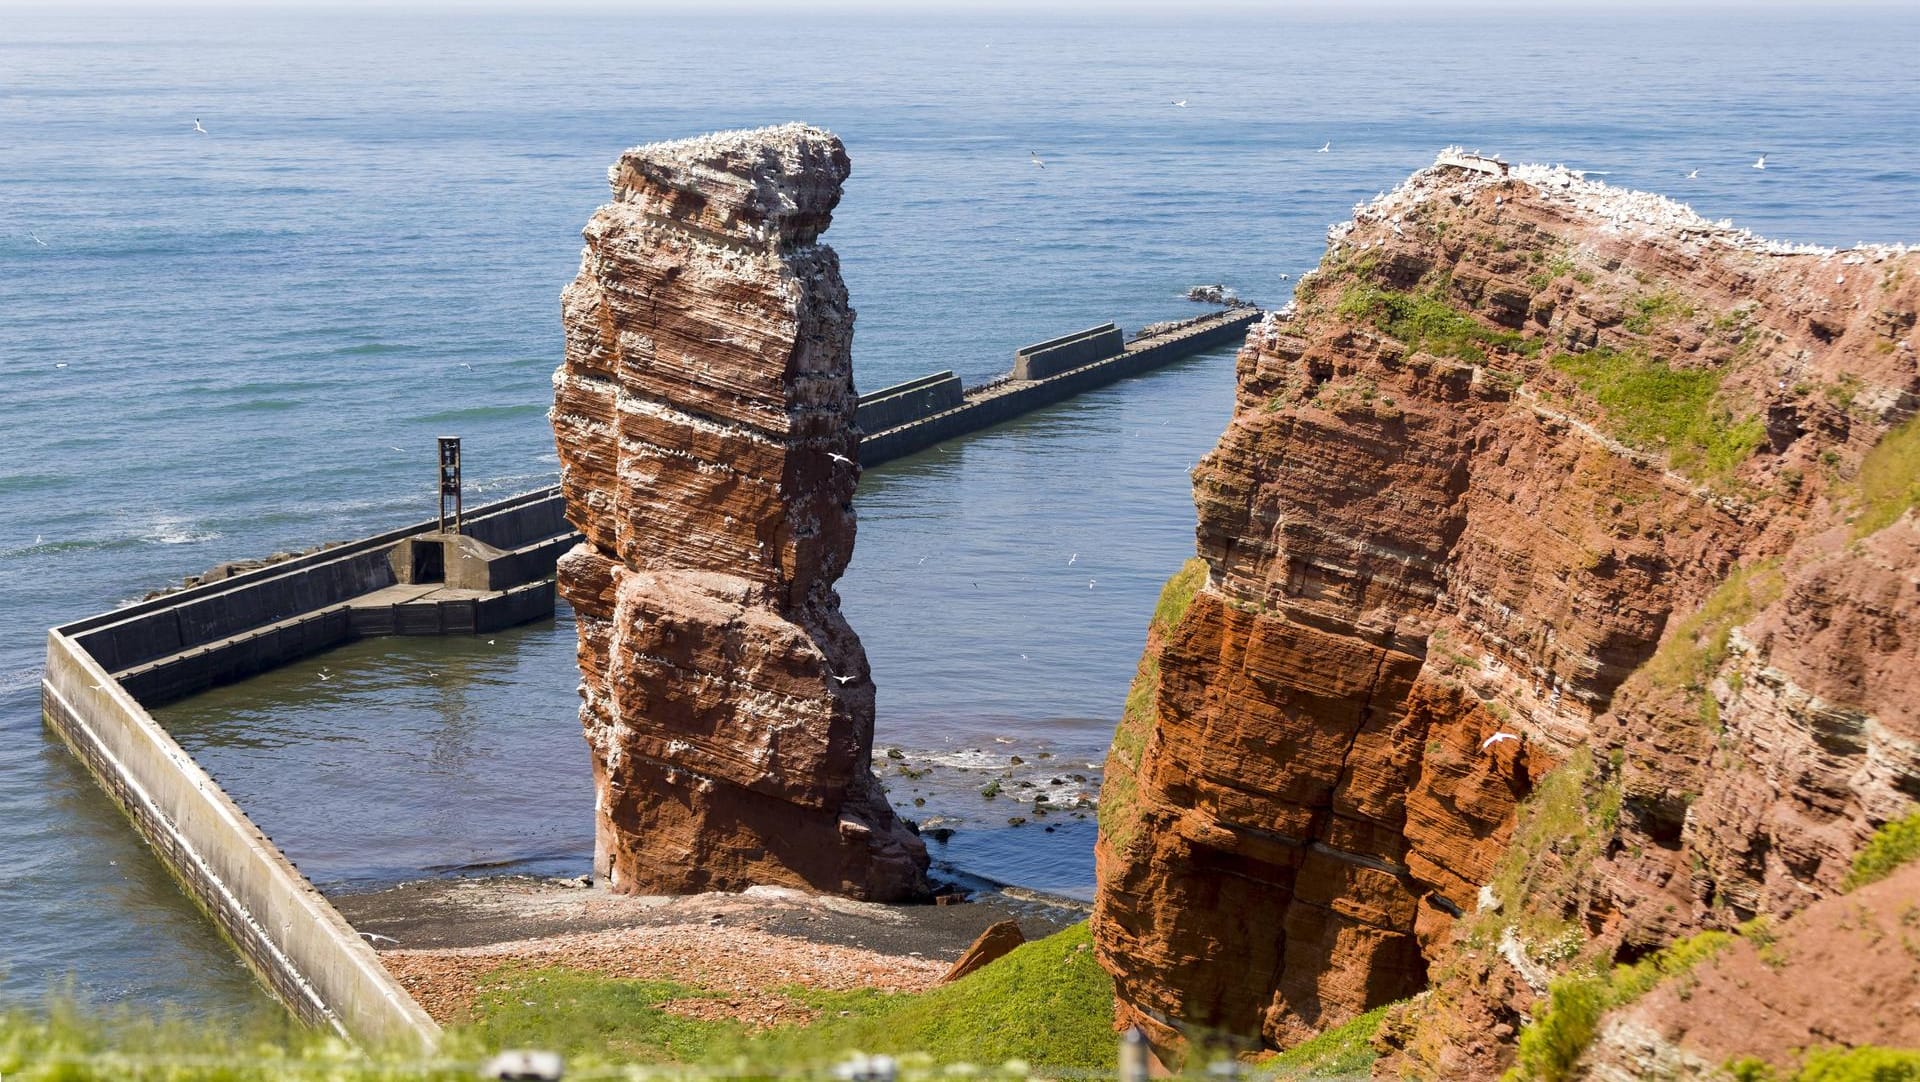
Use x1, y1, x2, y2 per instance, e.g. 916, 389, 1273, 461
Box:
2, 7, 1916, 1019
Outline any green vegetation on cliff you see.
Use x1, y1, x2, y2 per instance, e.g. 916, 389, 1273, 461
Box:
1732, 1046, 1920, 1082
1851, 413, 1920, 538
1548, 346, 1766, 483
1336, 285, 1540, 363
1844, 808, 1920, 891
1476, 747, 1621, 949
1264, 1001, 1397, 1080
1504, 929, 1736, 1082
1152, 558, 1208, 633
1101, 559, 1208, 856
1642, 560, 1785, 726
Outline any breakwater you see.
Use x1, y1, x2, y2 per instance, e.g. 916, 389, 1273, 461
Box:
87, 488, 574, 707
39, 488, 579, 1048
861, 306, 1260, 466
40, 304, 1257, 1042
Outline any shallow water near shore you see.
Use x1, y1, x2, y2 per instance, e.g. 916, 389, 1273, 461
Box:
3, 7, 1918, 1019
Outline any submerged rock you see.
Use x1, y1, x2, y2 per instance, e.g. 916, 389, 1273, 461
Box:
551, 124, 928, 902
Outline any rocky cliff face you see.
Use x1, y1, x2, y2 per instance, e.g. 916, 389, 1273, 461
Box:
551, 124, 928, 902
1092, 150, 1920, 1069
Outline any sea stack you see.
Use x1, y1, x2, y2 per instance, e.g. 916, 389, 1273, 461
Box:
550, 124, 929, 902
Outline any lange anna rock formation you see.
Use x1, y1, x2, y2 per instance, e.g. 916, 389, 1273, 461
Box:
550, 124, 928, 902
1093, 150, 1920, 1075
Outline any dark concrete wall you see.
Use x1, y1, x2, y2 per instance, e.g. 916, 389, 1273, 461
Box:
856, 371, 964, 433
863, 308, 1258, 467
67, 488, 571, 677
1012, 323, 1124, 381
346, 580, 554, 638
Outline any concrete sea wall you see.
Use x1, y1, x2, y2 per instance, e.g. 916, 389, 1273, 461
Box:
42, 630, 441, 1048
39, 486, 576, 1047
863, 307, 1258, 467
91, 489, 572, 706
1012, 322, 1124, 381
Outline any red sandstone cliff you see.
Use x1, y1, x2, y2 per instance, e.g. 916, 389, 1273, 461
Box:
551, 124, 928, 902
1092, 150, 1920, 1073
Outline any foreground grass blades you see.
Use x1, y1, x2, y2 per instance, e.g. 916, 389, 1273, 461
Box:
1, 924, 1116, 1080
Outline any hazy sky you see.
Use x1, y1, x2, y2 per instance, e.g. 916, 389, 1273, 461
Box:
2, 0, 1908, 12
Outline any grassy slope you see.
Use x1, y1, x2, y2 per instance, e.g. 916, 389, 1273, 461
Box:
464, 922, 1117, 1071
1262, 1002, 1396, 1080
0, 925, 1116, 1079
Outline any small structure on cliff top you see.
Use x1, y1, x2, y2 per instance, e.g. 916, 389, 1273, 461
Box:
550, 124, 929, 901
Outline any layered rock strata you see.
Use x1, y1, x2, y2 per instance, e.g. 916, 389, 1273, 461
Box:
551, 124, 927, 902
1093, 149, 1920, 1067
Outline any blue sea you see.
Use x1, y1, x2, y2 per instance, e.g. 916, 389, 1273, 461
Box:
2, 5, 1915, 1021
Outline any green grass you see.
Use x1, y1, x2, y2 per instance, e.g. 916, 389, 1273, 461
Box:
1265, 1002, 1396, 1080
1844, 809, 1920, 891
1102, 560, 1208, 854
1642, 561, 1784, 725
1152, 558, 1209, 634
1621, 291, 1695, 334
1336, 285, 1542, 364
465, 923, 1117, 1073
1734, 1047, 1920, 1082
463, 973, 744, 1062
1851, 414, 1920, 538
0, 1001, 470, 1081
1481, 748, 1621, 948
1504, 929, 1735, 1082
0, 926, 1117, 1079
1795, 1046, 1920, 1082
1548, 346, 1766, 482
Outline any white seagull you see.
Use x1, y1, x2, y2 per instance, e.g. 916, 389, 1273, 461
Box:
458, 362, 472, 371
1171, 99, 1188, 108
1317, 141, 1331, 153
827, 451, 853, 465
29, 231, 47, 247
317, 672, 331, 682
830, 673, 857, 685
1029, 150, 1046, 170
1683, 168, 1700, 179
1067, 553, 1077, 567
1087, 579, 1096, 589
192, 118, 208, 135
358, 931, 399, 946
54, 362, 68, 369
1752, 153, 1768, 170
1480, 732, 1520, 752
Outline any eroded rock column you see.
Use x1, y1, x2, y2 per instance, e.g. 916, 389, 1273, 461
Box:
551, 124, 928, 902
